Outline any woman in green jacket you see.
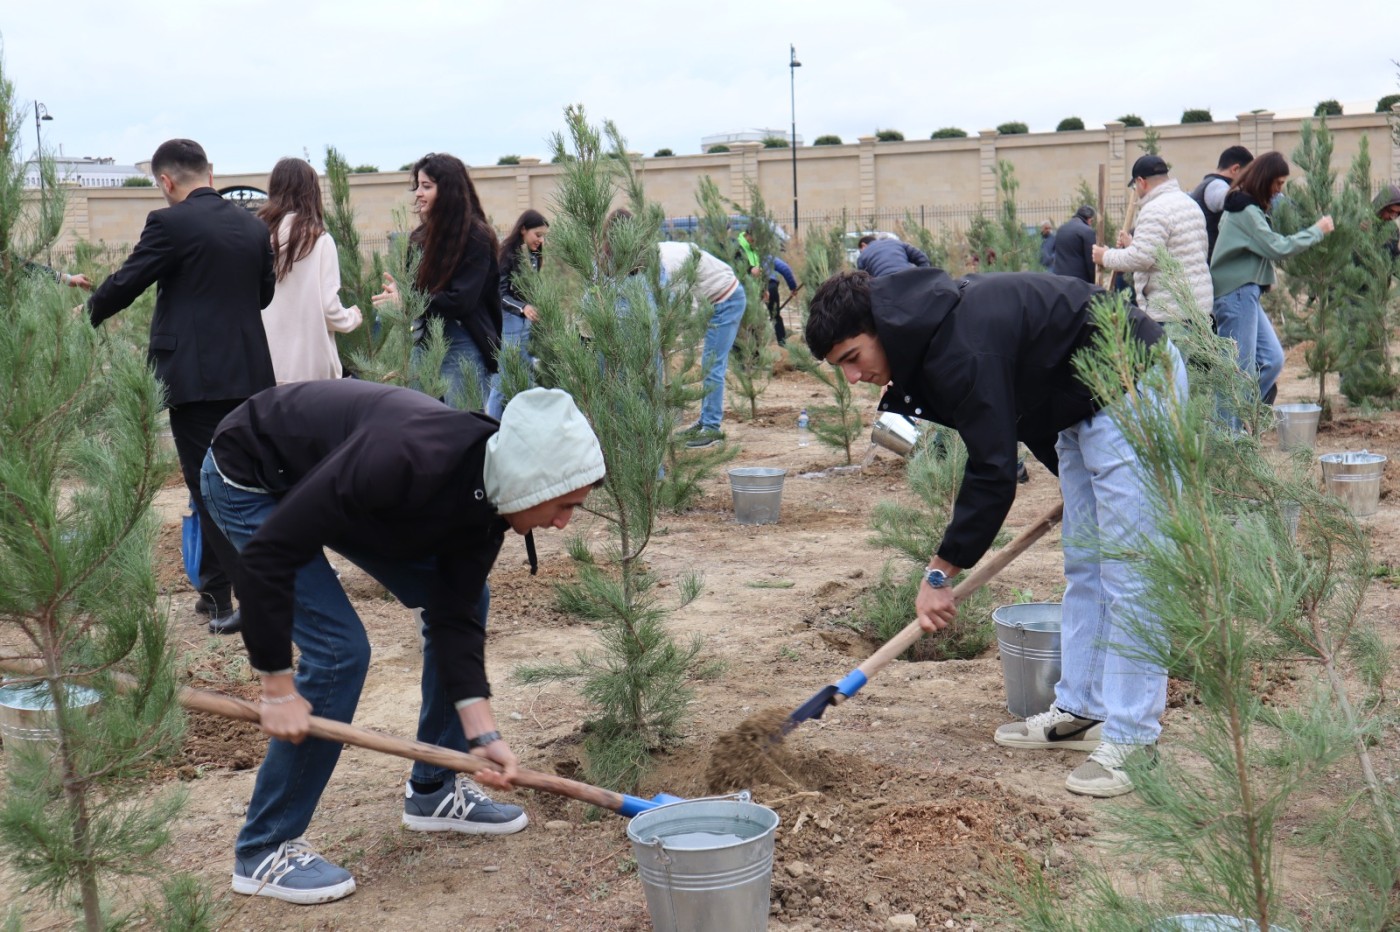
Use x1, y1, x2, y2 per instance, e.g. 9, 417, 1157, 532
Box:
1209, 151, 1333, 404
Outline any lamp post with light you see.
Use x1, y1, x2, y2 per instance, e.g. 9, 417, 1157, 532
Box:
34, 101, 54, 263
788, 45, 800, 239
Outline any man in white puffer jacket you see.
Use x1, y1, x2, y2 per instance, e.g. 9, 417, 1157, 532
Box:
1094, 155, 1213, 323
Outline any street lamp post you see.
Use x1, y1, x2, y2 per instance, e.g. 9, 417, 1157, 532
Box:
789, 45, 801, 240
34, 102, 54, 263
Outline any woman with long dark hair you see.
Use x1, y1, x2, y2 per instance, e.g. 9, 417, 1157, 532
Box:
373, 153, 500, 407
257, 157, 362, 383
486, 208, 548, 418
1210, 151, 1334, 404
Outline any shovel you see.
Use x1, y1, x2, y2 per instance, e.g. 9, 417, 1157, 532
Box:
784, 501, 1064, 733
0, 658, 682, 818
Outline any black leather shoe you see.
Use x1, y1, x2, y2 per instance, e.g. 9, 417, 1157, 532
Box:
194, 593, 216, 616
208, 608, 241, 636
1016, 461, 1031, 485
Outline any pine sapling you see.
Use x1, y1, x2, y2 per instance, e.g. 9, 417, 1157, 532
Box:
324, 145, 388, 373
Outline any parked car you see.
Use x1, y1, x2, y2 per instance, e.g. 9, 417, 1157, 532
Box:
842, 230, 901, 267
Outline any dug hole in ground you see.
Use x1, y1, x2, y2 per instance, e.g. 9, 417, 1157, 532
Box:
9, 344, 1397, 931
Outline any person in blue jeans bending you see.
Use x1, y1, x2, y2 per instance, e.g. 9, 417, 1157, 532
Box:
1210, 150, 1333, 407
806, 268, 1186, 799
657, 240, 746, 449
202, 382, 605, 904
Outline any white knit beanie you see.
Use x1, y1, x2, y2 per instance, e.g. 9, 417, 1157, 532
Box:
484, 388, 606, 514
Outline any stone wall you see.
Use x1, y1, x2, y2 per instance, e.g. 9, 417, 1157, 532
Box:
49, 110, 1400, 255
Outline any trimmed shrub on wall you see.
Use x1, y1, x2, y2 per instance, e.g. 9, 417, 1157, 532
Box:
813, 134, 843, 145
653, 148, 673, 157
497, 154, 520, 165
1377, 93, 1400, 112
761, 136, 789, 148
121, 175, 153, 187
706, 144, 730, 153
930, 127, 968, 139
351, 164, 379, 173
996, 121, 1029, 135
1117, 114, 1145, 127
1181, 108, 1213, 123
874, 128, 904, 142
1056, 117, 1085, 131
1314, 99, 1343, 117
398, 162, 413, 171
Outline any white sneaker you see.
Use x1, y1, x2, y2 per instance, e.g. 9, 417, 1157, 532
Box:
994, 706, 1104, 750
1065, 740, 1157, 798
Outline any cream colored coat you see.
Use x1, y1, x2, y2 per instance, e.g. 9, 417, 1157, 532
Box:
1099, 178, 1213, 322
261, 214, 363, 383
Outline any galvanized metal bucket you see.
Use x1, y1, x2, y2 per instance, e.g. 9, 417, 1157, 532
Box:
626, 791, 780, 932
993, 603, 1062, 719
1319, 451, 1387, 517
728, 468, 787, 526
1151, 915, 1271, 931
1274, 403, 1321, 452
870, 413, 920, 457
0, 681, 102, 775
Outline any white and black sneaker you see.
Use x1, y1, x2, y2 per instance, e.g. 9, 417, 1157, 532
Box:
994, 706, 1104, 751
402, 775, 529, 835
231, 837, 356, 905
1066, 740, 1158, 798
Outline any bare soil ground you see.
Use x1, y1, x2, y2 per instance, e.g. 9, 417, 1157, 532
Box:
5, 344, 1397, 931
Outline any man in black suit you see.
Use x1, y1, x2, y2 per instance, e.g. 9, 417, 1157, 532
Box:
1051, 206, 1098, 283
87, 138, 276, 634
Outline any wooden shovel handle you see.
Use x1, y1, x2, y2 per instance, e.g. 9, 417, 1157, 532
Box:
851, 501, 1064, 684
0, 657, 632, 813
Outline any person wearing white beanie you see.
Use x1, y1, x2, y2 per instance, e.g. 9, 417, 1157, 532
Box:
201, 380, 604, 905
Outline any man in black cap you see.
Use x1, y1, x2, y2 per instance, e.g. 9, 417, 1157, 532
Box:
1189, 145, 1254, 260
1374, 184, 1400, 261
1051, 206, 1097, 282
1094, 155, 1212, 324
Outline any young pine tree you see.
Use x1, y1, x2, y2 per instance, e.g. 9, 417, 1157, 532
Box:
324, 146, 388, 375
515, 107, 711, 793
789, 225, 865, 462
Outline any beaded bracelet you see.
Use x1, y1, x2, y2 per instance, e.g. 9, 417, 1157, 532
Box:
261, 693, 301, 706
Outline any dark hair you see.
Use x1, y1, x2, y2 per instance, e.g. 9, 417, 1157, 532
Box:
857, 234, 877, 248
258, 158, 325, 282
499, 208, 549, 267
151, 138, 209, 184
1230, 151, 1289, 211
1074, 205, 1096, 222
1217, 145, 1254, 171
804, 270, 878, 359
601, 207, 642, 276
409, 153, 498, 295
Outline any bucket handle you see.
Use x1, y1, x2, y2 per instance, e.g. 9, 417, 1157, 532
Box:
641, 789, 753, 859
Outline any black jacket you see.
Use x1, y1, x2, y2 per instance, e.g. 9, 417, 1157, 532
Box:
1189, 172, 1232, 259
212, 380, 505, 703
88, 188, 276, 405
874, 269, 1163, 568
1051, 218, 1097, 282
498, 245, 543, 317
857, 238, 932, 277
420, 234, 502, 373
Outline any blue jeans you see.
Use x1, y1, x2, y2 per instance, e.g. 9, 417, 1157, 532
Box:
1212, 284, 1284, 401
486, 312, 532, 420
417, 317, 491, 410
200, 451, 488, 857
1053, 344, 1188, 745
698, 288, 748, 430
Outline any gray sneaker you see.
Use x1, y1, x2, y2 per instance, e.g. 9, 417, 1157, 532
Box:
231, 837, 356, 905
1066, 740, 1157, 798
402, 775, 529, 835
684, 428, 726, 449
994, 706, 1103, 750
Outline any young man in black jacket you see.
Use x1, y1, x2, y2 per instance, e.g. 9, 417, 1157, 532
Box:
88, 138, 276, 634
806, 268, 1187, 799
202, 382, 605, 904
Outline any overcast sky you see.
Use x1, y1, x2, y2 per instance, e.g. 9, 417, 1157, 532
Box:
5, 1, 1397, 174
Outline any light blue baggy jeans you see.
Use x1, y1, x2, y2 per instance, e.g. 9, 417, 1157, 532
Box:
1212, 284, 1284, 402
698, 287, 749, 430
1053, 343, 1188, 746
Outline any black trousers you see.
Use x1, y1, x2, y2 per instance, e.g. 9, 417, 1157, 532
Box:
766, 280, 786, 344
168, 399, 245, 606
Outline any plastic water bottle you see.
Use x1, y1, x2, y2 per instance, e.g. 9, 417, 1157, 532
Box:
797, 408, 811, 447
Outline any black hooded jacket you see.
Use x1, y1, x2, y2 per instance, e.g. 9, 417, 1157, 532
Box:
872, 268, 1163, 569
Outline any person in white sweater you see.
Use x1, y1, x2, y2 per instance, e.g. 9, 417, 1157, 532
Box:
257, 158, 362, 383
1093, 155, 1213, 324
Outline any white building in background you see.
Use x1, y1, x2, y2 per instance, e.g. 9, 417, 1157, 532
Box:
700, 128, 803, 152
23, 156, 149, 188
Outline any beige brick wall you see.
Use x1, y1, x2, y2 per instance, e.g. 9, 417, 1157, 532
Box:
52, 111, 1399, 255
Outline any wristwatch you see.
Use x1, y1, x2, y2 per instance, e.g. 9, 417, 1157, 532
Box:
467, 730, 502, 749
924, 568, 950, 589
